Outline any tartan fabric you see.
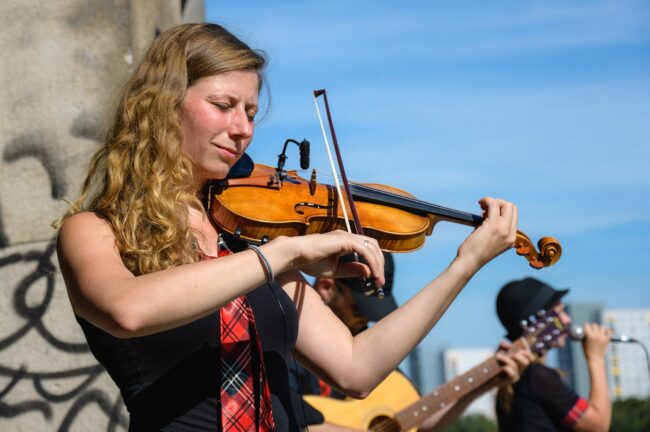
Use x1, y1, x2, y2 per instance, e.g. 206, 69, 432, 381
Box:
209, 246, 275, 431
317, 378, 332, 397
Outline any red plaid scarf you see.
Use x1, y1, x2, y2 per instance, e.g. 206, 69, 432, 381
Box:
207, 246, 275, 431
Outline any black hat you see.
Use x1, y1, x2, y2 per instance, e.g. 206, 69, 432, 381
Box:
496, 277, 569, 341
337, 252, 398, 322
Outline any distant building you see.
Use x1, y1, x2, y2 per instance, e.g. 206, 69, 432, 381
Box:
408, 345, 423, 391
413, 343, 446, 395
443, 347, 496, 419
602, 309, 650, 399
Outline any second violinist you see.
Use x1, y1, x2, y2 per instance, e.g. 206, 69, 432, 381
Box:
55, 23, 518, 431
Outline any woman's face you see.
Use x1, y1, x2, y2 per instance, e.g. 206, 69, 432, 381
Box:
552, 302, 572, 347
180, 70, 259, 184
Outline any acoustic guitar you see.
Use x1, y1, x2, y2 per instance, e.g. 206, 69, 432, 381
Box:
305, 308, 567, 431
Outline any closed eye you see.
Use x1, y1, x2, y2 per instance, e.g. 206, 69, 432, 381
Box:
213, 102, 231, 112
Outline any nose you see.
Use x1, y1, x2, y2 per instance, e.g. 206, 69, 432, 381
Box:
229, 109, 254, 140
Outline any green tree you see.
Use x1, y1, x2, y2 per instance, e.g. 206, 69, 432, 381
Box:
441, 414, 497, 432
610, 397, 650, 432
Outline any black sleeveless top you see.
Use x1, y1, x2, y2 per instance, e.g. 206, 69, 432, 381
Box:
496, 364, 582, 432
77, 281, 299, 431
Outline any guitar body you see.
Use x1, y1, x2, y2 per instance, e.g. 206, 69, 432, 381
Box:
303, 371, 420, 431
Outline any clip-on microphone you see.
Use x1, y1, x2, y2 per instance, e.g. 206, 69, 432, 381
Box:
276, 138, 310, 181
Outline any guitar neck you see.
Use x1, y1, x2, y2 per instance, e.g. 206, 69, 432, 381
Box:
394, 339, 527, 430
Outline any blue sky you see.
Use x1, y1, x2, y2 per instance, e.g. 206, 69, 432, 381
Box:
206, 1, 650, 384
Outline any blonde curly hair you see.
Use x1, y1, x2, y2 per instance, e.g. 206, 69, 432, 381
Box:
56, 23, 266, 275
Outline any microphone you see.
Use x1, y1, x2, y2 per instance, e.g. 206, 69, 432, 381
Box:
276, 138, 311, 176
570, 326, 637, 343
299, 139, 310, 170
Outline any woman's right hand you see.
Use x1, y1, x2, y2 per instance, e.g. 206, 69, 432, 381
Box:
456, 197, 518, 271
582, 323, 612, 361
283, 230, 386, 288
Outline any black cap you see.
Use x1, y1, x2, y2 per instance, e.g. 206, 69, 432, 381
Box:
496, 277, 569, 341
337, 252, 398, 322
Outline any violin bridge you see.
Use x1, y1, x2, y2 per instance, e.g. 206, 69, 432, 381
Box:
309, 169, 317, 195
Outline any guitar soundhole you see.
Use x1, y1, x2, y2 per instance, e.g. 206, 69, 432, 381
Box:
369, 415, 399, 432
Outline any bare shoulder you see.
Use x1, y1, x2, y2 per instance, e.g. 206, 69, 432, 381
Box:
59, 211, 113, 236
58, 212, 116, 251
57, 211, 126, 279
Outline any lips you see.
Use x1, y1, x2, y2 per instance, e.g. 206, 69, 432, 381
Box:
214, 144, 239, 160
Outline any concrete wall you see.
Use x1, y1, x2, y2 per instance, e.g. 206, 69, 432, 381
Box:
0, 1, 204, 430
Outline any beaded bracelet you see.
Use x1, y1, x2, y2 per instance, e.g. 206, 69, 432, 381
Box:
248, 244, 274, 284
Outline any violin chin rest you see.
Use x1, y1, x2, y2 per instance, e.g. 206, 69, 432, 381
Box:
227, 153, 254, 179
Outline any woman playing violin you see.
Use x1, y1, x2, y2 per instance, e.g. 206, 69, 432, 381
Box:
55, 23, 519, 431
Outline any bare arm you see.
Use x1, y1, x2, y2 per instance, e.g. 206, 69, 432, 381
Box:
288, 198, 518, 398
57, 212, 385, 338
574, 324, 612, 432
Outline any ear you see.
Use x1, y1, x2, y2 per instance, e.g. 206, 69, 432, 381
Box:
314, 278, 337, 303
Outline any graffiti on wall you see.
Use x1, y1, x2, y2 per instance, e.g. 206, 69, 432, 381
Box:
0, 109, 127, 429
0, 242, 128, 431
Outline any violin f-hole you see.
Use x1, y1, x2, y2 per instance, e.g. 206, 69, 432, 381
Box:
294, 202, 334, 215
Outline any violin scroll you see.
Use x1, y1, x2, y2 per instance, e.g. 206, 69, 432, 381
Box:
514, 232, 562, 269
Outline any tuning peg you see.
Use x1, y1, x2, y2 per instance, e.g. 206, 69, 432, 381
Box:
519, 319, 528, 329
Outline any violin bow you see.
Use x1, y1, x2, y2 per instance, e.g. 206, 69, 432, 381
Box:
313, 89, 384, 298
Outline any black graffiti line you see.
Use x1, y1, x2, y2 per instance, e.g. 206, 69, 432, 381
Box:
0, 365, 26, 399
0, 364, 103, 379
0, 363, 106, 402
57, 389, 128, 432
0, 364, 106, 403
0, 366, 53, 420
0, 200, 8, 248
0, 321, 35, 351
3, 241, 89, 352
13, 243, 57, 319
3, 131, 68, 199
34, 367, 104, 402
107, 393, 127, 432
0, 399, 52, 420
0, 252, 21, 267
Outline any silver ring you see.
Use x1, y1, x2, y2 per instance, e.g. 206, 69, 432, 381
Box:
363, 239, 369, 247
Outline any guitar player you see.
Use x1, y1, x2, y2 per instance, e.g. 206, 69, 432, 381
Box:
495, 277, 612, 432
290, 253, 534, 431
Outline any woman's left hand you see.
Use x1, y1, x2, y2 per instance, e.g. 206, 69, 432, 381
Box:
456, 197, 518, 271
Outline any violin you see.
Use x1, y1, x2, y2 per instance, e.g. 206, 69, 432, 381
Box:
206, 162, 562, 269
